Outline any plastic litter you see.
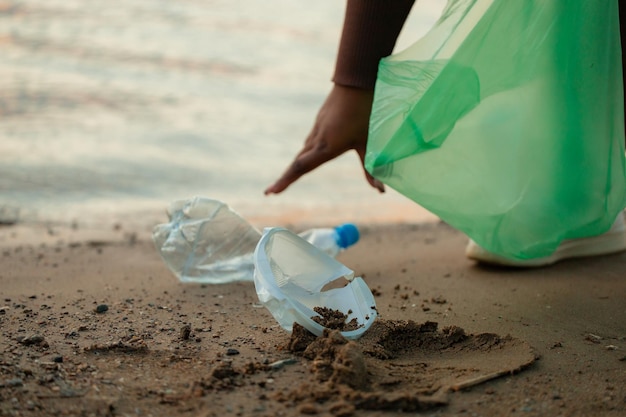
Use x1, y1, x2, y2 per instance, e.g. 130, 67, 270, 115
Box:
152, 197, 360, 283
253, 227, 377, 340
298, 224, 360, 258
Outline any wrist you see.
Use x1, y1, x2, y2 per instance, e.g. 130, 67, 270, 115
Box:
332, 0, 415, 89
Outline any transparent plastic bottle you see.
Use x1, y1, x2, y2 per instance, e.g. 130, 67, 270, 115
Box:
297, 224, 360, 258
152, 197, 360, 284
253, 227, 376, 340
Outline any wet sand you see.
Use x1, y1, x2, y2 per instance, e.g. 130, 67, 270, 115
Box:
0, 219, 624, 416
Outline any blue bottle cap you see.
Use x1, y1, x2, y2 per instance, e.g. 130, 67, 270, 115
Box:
334, 223, 360, 249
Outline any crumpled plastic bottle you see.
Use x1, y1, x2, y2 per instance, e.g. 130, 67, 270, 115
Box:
152, 197, 360, 284
253, 227, 377, 340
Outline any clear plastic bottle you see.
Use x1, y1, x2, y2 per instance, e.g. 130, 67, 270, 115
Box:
152, 197, 360, 284
297, 224, 360, 258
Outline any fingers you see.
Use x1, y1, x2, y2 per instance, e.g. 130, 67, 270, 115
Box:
364, 169, 385, 193
265, 144, 385, 195
264, 145, 338, 195
356, 146, 385, 193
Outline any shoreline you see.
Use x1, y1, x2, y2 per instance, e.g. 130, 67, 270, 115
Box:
0, 196, 440, 249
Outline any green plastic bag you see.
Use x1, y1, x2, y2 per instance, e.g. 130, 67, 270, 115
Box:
366, 0, 626, 260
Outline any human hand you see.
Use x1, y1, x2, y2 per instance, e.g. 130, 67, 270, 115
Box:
264, 84, 385, 195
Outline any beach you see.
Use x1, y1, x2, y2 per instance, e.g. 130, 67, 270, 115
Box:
1, 218, 624, 417
2, 1, 625, 415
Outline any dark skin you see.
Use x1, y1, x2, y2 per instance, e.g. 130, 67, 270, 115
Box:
264, 84, 384, 195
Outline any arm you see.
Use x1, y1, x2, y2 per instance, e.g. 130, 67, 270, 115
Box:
265, 0, 415, 195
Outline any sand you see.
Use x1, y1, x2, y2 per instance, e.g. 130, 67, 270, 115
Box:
0, 219, 625, 417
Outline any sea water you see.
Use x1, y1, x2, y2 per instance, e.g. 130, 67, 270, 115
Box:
0, 0, 444, 229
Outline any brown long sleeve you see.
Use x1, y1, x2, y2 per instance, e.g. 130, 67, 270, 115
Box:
332, 0, 416, 90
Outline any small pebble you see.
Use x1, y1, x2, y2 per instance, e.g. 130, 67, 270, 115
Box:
53, 356, 63, 363
4, 378, 24, 388
585, 333, 602, 343
299, 403, 319, 414
226, 348, 240, 356
180, 324, 191, 340
268, 358, 298, 370
18, 335, 45, 346
95, 304, 109, 314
